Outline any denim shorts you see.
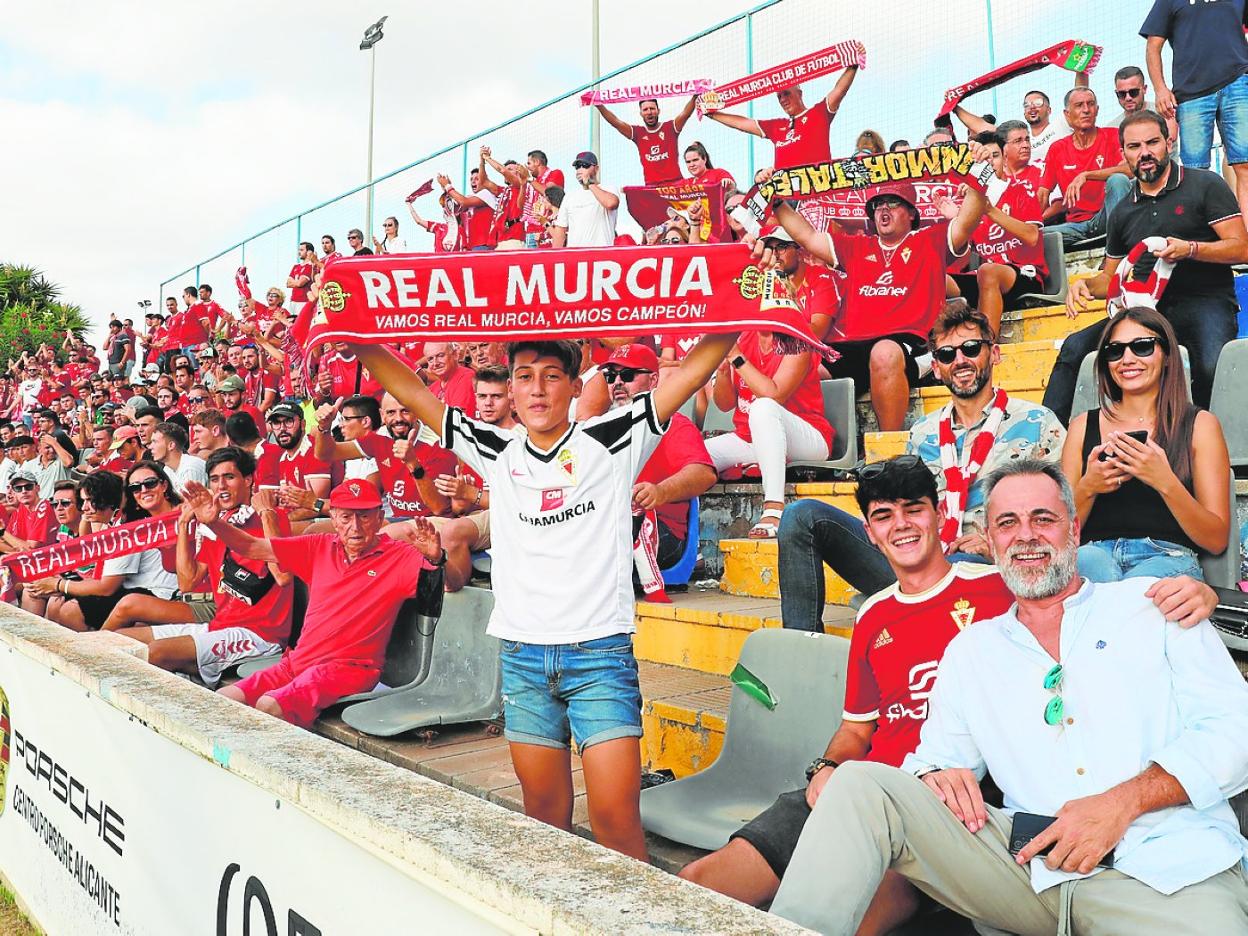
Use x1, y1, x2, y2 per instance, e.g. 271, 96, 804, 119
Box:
499, 633, 643, 750
1077, 537, 1203, 583
1177, 72, 1248, 167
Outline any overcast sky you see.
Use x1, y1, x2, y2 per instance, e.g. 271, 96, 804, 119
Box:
0, 0, 1150, 341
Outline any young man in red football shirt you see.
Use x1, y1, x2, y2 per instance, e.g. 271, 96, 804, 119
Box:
194, 477, 445, 728
707, 58, 862, 175
269, 403, 331, 523
942, 128, 1048, 334
596, 96, 698, 185
287, 242, 316, 309
1038, 87, 1131, 248
98, 447, 296, 684
766, 153, 990, 430
0, 469, 58, 553
678, 456, 1218, 933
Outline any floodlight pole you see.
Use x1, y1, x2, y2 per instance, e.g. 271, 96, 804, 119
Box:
360, 16, 388, 244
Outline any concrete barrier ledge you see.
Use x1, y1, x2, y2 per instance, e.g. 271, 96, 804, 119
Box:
0, 605, 807, 935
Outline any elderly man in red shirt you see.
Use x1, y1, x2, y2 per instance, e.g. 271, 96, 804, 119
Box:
186, 477, 445, 728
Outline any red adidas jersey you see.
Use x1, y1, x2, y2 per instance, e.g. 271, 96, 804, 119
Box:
631, 120, 683, 185
830, 222, 958, 342
758, 103, 834, 169
1039, 128, 1123, 223
354, 432, 457, 518
843, 563, 1012, 768
732, 331, 832, 448
253, 440, 280, 487
660, 333, 700, 362
323, 354, 381, 401
972, 179, 1048, 278
793, 264, 845, 335
197, 507, 294, 643
277, 435, 331, 490
288, 263, 314, 303
242, 367, 278, 409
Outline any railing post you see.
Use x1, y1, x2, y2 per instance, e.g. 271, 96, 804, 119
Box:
746, 12, 755, 181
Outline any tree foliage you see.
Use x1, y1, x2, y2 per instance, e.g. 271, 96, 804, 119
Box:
0, 264, 91, 369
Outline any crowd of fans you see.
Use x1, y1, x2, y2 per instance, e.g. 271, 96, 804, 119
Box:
3, 2, 1248, 931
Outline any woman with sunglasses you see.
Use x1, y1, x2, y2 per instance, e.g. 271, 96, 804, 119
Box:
34, 464, 183, 631
705, 332, 832, 538
1061, 307, 1230, 582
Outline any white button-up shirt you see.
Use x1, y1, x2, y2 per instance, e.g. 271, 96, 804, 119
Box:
903, 577, 1248, 895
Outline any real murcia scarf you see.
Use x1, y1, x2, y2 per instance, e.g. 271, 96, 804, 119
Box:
697, 41, 866, 116
2, 510, 182, 583
936, 39, 1102, 120
582, 80, 715, 107
938, 387, 1008, 548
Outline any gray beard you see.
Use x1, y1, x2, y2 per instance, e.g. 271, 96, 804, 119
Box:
996, 540, 1079, 599
1135, 155, 1169, 183
948, 368, 990, 399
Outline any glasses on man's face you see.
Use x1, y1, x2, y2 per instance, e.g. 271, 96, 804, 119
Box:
1103, 336, 1164, 362
1115, 88, 1143, 99
602, 367, 652, 384
10, 483, 34, 494
126, 477, 163, 494
51, 499, 77, 509
872, 197, 905, 213
1043, 663, 1065, 726
854, 453, 924, 481
348, 235, 361, 241
188, 396, 208, 404
340, 414, 366, 422
933, 339, 991, 365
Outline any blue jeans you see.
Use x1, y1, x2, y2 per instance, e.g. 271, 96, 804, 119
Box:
777, 500, 990, 632
499, 634, 642, 750
1177, 72, 1248, 167
1046, 173, 1132, 250
1077, 538, 1203, 583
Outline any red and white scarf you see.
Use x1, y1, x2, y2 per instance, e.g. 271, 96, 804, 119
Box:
937, 39, 1102, 120
697, 41, 866, 116
938, 387, 1008, 548
633, 509, 670, 604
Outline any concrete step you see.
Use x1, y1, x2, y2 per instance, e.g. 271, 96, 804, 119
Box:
720, 536, 861, 606
864, 431, 907, 462
635, 590, 855, 676
999, 299, 1105, 344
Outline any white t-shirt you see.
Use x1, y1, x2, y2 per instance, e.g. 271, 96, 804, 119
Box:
164, 453, 207, 494
102, 547, 178, 599
442, 393, 665, 643
379, 236, 407, 254
1029, 117, 1069, 173
555, 184, 619, 247
31, 458, 71, 499
18, 379, 42, 411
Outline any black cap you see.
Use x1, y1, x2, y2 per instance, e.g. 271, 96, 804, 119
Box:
266, 403, 303, 422
573, 151, 599, 167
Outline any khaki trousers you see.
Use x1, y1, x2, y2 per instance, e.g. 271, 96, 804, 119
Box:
770, 761, 1248, 936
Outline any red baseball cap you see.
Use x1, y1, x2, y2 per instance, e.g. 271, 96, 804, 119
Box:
109, 426, 140, 450
328, 479, 382, 510
606, 343, 659, 372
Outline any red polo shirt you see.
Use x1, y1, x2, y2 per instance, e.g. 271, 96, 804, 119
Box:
270, 533, 431, 670
636, 412, 712, 540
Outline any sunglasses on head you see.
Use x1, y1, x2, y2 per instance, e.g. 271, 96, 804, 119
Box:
1102, 336, 1165, 362
1115, 88, 1143, 99
602, 367, 652, 383
126, 477, 163, 493
10, 483, 34, 493
933, 339, 991, 365
854, 453, 924, 481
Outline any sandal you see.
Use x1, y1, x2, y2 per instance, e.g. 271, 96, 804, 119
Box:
747, 508, 784, 539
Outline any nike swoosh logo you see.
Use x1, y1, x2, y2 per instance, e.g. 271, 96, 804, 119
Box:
511, 469, 525, 477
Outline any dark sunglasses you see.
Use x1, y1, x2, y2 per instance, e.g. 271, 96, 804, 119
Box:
51, 499, 77, 508
1115, 88, 1143, 99
9, 483, 34, 493
188, 396, 208, 404
572, 161, 593, 169
126, 477, 164, 493
854, 454, 924, 481
933, 339, 991, 365
602, 367, 652, 383
1103, 336, 1165, 362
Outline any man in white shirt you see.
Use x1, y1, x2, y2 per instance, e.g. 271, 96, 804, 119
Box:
149, 422, 207, 493
771, 458, 1248, 935
551, 151, 619, 248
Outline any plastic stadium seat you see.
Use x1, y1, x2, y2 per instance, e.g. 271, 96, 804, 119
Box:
334, 596, 440, 704
660, 497, 700, 587
640, 629, 851, 850
1209, 338, 1248, 469
1016, 231, 1069, 305
341, 587, 501, 737
787, 379, 860, 473
234, 579, 308, 678
1200, 470, 1242, 590
1071, 346, 1191, 420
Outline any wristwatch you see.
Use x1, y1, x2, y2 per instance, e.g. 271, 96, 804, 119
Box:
430, 548, 448, 568
313, 498, 325, 513
805, 756, 839, 783
731, 354, 747, 369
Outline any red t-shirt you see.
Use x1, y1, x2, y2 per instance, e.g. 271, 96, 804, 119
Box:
242, 368, 279, 409
323, 354, 381, 401
830, 223, 958, 342
660, 333, 701, 362
686, 167, 735, 188
1039, 128, 1123, 223
636, 412, 712, 540
843, 564, 1012, 767
972, 179, 1048, 278
197, 508, 293, 643
277, 435, 331, 490
539, 168, 565, 190
631, 120, 683, 185
465, 204, 495, 250
732, 331, 833, 448
758, 103, 834, 169
429, 365, 477, 416
221, 403, 265, 429
98, 454, 133, 475
8, 501, 57, 546
794, 264, 845, 335
270, 533, 430, 670
181, 303, 214, 346
253, 440, 281, 487
354, 432, 457, 518
288, 263, 313, 303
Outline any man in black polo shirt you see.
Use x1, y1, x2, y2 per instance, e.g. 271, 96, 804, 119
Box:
1043, 110, 1248, 423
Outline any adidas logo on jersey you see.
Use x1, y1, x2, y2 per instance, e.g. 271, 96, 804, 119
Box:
873, 628, 893, 649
